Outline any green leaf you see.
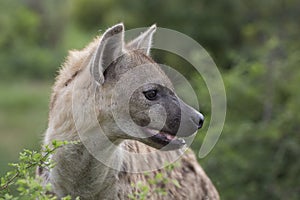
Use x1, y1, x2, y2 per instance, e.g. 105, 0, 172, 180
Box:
172, 179, 181, 188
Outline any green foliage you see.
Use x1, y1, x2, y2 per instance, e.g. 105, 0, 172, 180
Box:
0, 0, 85, 80
0, 81, 51, 175
201, 26, 300, 199
0, 140, 79, 199
1, 0, 300, 199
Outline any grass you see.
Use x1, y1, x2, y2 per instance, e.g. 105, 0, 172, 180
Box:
0, 80, 52, 176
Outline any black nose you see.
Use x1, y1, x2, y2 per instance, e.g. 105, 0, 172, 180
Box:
191, 113, 204, 129
198, 114, 204, 129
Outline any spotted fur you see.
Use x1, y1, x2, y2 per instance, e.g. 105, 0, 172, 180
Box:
39, 23, 219, 200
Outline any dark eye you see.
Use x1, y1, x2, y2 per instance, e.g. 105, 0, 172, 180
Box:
143, 90, 158, 100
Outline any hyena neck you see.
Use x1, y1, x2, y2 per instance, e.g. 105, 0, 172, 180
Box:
47, 128, 123, 199
46, 74, 123, 199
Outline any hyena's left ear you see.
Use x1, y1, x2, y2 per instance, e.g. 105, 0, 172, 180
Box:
126, 24, 156, 55
91, 23, 124, 85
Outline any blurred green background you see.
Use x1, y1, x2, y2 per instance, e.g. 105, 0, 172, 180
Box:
0, 0, 299, 199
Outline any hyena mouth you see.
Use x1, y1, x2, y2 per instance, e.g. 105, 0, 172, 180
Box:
142, 128, 186, 150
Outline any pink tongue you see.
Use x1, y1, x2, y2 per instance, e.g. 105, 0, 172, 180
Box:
165, 133, 175, 140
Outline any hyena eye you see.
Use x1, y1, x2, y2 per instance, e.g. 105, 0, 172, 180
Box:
143, 89, 158, 100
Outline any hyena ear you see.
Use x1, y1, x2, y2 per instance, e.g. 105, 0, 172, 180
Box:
126, 24, 156, 55
91, 23, 124, 85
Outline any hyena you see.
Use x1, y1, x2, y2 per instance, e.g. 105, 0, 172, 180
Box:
38, 23, 219, 199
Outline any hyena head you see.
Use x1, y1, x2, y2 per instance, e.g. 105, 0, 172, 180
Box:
91, 23, 204, 151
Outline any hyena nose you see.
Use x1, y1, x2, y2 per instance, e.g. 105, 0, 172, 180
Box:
198, 114, 204, 129
196, 113, 204, 129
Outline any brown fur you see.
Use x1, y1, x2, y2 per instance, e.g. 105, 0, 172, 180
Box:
118, 140, 219, 200
40, 24, 220, 199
